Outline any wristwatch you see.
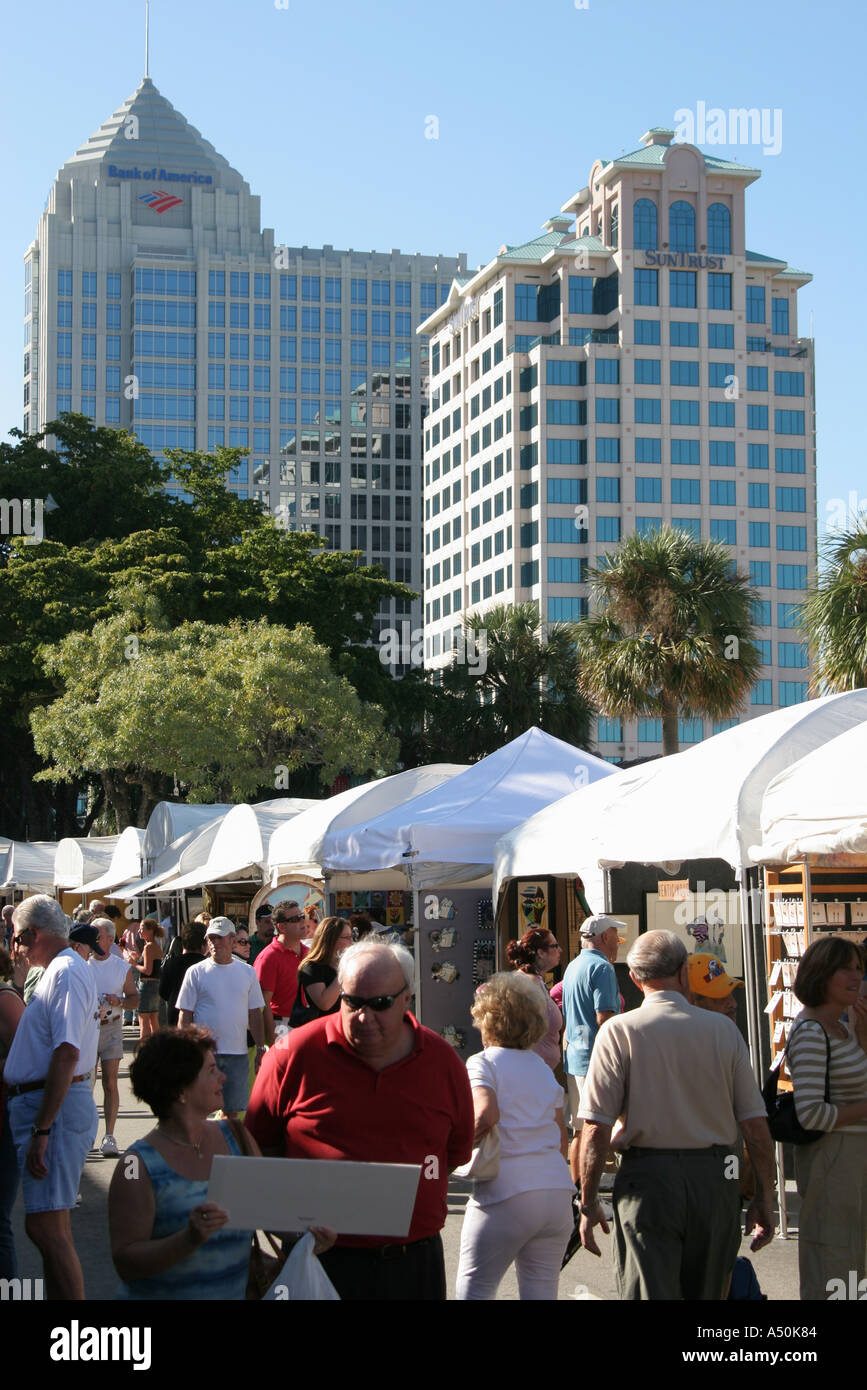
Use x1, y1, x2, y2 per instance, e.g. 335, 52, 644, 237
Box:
579, 1201, 599, 1217
31, 1125, 51, 1137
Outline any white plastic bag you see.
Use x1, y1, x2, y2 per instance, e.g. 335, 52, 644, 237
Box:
262, 1231, 340, 1300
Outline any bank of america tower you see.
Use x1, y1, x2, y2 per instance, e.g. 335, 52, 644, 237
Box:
23, 75, 465, 644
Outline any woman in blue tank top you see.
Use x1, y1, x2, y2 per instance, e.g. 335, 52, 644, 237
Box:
109, 1027, 255, 1300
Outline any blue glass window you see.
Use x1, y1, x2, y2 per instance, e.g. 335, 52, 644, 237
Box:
707, 203, 731, 254
596, 439, 620, 463
635, 438, 661, 463
105, 305, 120, 329
596, 358, 620, 384
597, 717, 622, 741
595, 398, 620, 424
548, 597, 587, 621
372, 311, 390, 336
230, 272, 249, 298
747, 366, 768, 391
634, 319, 660, 344
755, 640, 772, 664
280, 275, 297, 300
672, 478, 700, 504
778, 603, 802, 628
547, 439, 586, 465
302, 276, 320, 300
708, 362, 735, 389
669, 201, 696, 251
776, 410, 805, 435
671, 360, 699, 387
779, 681, 808, 707
751, 597, 771, 623
778, 642, 808, 668
596, 517, 621, 543
775, 371, 804, 397
395, 311, 411, 337
325, 340, 341, 363
547, 400, 585, 425
635, 516, 662, 537
778, 564, 807, 589
748, 483, 769, 507
748, 444, 769, 469
547, 518, 581, 544
777, 525, 807, 551
547, 360, 585, 386
750, 561, 771, 587
230, 334, 249, 359
209, 333, 225, 358
106, 273, 121, 298
635, 398, 661, 423
672, 515, 700, 536
679, 717, 704, 743
749, 521, 770, 547
548, 477, 587, 504
633, 199, 658, 250
671, 400, 699, 426
775, 448, 805, 474
708, 323, 734, 349
635, 359, 660, 384
635, 476, 662, 502
638, 719, 662, 743
751, 680, 773, 705
671, 439, 700, 465
58, 270, 72, 296
708, 274, 732, 310
81, 303, 97, 329
747, 405, 768, 430
515, 284, 538, 321
776, 486, 806, 512
209, 302, 226, 327
57, 302, 73, 327
670, 321, 699, 347
596, 477, 620, 502
772, 297, 789, 335
709, 402, 735, 428
746, 286, 766, 323
710, 480, 736, 505
634, 269, 659, 306
302, 338, 320, 362
301, 306, 319, 332
710, 518, 737, 544
669, 271, 696, 308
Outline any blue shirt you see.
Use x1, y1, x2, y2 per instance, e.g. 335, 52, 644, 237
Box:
561, 947, 619, 1076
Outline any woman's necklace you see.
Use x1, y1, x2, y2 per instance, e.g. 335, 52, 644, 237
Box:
157, 1126, 205, 1158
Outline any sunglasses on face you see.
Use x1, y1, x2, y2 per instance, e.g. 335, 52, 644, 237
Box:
278, 916, 303, 925
340, 990, 405, 1013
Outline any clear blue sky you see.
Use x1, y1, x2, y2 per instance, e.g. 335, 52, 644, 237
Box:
1, 0, 864, 536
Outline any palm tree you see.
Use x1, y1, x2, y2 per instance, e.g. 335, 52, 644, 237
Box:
802, 515, 867, 691
576, 527, 762, 756
431, 602, 595, 760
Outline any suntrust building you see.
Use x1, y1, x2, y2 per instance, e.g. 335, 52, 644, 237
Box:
23, 76, 465, 643
420, 127, 816, 760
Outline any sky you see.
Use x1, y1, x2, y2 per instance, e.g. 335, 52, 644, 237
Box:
1, 0, 864, 538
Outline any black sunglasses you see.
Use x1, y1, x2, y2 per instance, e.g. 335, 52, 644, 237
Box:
278, 915, 303, 925
340, 990, 405, 1013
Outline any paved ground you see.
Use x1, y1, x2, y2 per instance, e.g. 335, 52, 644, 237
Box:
11, 1029, 802, 1301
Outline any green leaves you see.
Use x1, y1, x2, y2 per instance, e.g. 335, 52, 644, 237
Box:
576, 527, 762, 754
803, 517, 867, 691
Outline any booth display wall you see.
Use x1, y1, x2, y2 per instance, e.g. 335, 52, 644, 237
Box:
417, 889, 495, 1058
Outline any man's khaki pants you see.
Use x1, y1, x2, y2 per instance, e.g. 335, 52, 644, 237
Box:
613, 1147, 741, 1300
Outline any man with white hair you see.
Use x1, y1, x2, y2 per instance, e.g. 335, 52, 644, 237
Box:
4, 894, 100, 1299
246, 939, 474, 1300
576, 929, 776, 1300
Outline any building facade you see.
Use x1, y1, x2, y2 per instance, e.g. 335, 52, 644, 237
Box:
420, 127, 815, 761
23, 77, 465, 644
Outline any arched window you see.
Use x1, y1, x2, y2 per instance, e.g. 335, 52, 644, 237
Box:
633, 198, 657, 250
669, 200, 695, 251
707, 202, 731, 255
610, 204, 619, 249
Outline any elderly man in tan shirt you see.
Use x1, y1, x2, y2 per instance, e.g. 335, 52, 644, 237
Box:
577, 930, 775, 1300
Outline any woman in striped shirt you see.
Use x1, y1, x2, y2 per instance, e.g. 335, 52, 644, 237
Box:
787, 936, 867, 1300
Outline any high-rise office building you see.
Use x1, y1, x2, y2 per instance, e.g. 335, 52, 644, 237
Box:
23, 76, 465, 643
420, 127, 815, 760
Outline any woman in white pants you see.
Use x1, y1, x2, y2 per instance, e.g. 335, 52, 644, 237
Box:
456, 972, 574, 1300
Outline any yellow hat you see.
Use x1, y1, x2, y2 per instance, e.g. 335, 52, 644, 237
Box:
687, 953, 744, 999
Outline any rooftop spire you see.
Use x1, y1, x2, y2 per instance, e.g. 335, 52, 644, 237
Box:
145, 1, 150, 79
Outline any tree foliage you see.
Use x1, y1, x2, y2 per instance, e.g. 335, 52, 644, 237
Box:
803, 516, 867, 691
31, 608, 397, 829
576, 527, 761, 756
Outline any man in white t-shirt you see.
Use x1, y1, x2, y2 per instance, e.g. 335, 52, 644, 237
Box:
5, 894, 100, 1300
176, 916, 266, 1117
88, 918, 139, 1157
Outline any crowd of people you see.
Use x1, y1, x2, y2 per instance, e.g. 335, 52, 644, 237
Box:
0, 891, 865, 1303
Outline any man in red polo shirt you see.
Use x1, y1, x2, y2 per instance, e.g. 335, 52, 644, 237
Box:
246, 939, 474, 1300
253, 903, 308, 1044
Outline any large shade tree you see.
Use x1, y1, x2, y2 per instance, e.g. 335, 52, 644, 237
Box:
428, 602, 595, 761
802, 516, 867, 691
576, 527, 762, 756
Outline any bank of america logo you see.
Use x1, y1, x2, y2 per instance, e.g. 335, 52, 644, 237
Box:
138, 190, 183, 214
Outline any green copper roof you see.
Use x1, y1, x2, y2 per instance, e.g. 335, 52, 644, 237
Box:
607, 143, 760, 175
568, 233, 608, 254
497, 229, 571, 262
745, 250, 787, 265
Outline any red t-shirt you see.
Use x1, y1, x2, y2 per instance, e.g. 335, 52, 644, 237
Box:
245, 1012, 474, 1246
253, 938, 308, 1018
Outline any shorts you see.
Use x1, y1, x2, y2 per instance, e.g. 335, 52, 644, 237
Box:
96, 1019, 124, 1062
566, 1073, 586, 1129
138, 978, 160, 1013
9, 1082, 98, 1214
215, 1054, 250, 1114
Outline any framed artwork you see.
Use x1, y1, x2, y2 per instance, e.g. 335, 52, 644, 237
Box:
646, 891, 743, 979
516, 881, 549, 934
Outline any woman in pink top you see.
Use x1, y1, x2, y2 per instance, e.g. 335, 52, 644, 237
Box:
506, 929, 563, 1071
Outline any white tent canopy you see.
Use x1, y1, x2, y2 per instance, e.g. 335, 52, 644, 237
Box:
324, 727, 617, 889
1, 841, 59, 893
114, 814, 231, 901
494, 691, 867, 906
752, 720, 867, 863
77, 827, 147, 895
267, 765, 468, 880
54, 835, 120, 890
161, 798, 317, 892
141, 802, 232, 870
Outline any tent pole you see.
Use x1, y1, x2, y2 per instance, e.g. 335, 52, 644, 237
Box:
739, 871, 761, 1084
412, 885, 422, 1024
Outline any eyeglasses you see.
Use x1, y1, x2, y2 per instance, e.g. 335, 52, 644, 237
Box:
277, 916, 303, 925
235, 938, 250, 946
340, 990, 405, 1013
13, 928, 35, 946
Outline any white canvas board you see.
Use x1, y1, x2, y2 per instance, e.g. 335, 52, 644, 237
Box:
206, 1156, 422, 1237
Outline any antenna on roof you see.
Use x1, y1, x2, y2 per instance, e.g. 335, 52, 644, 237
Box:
145, 0, 150, 78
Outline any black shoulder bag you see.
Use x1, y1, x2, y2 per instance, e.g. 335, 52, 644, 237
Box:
762, 1019, 831, 1145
